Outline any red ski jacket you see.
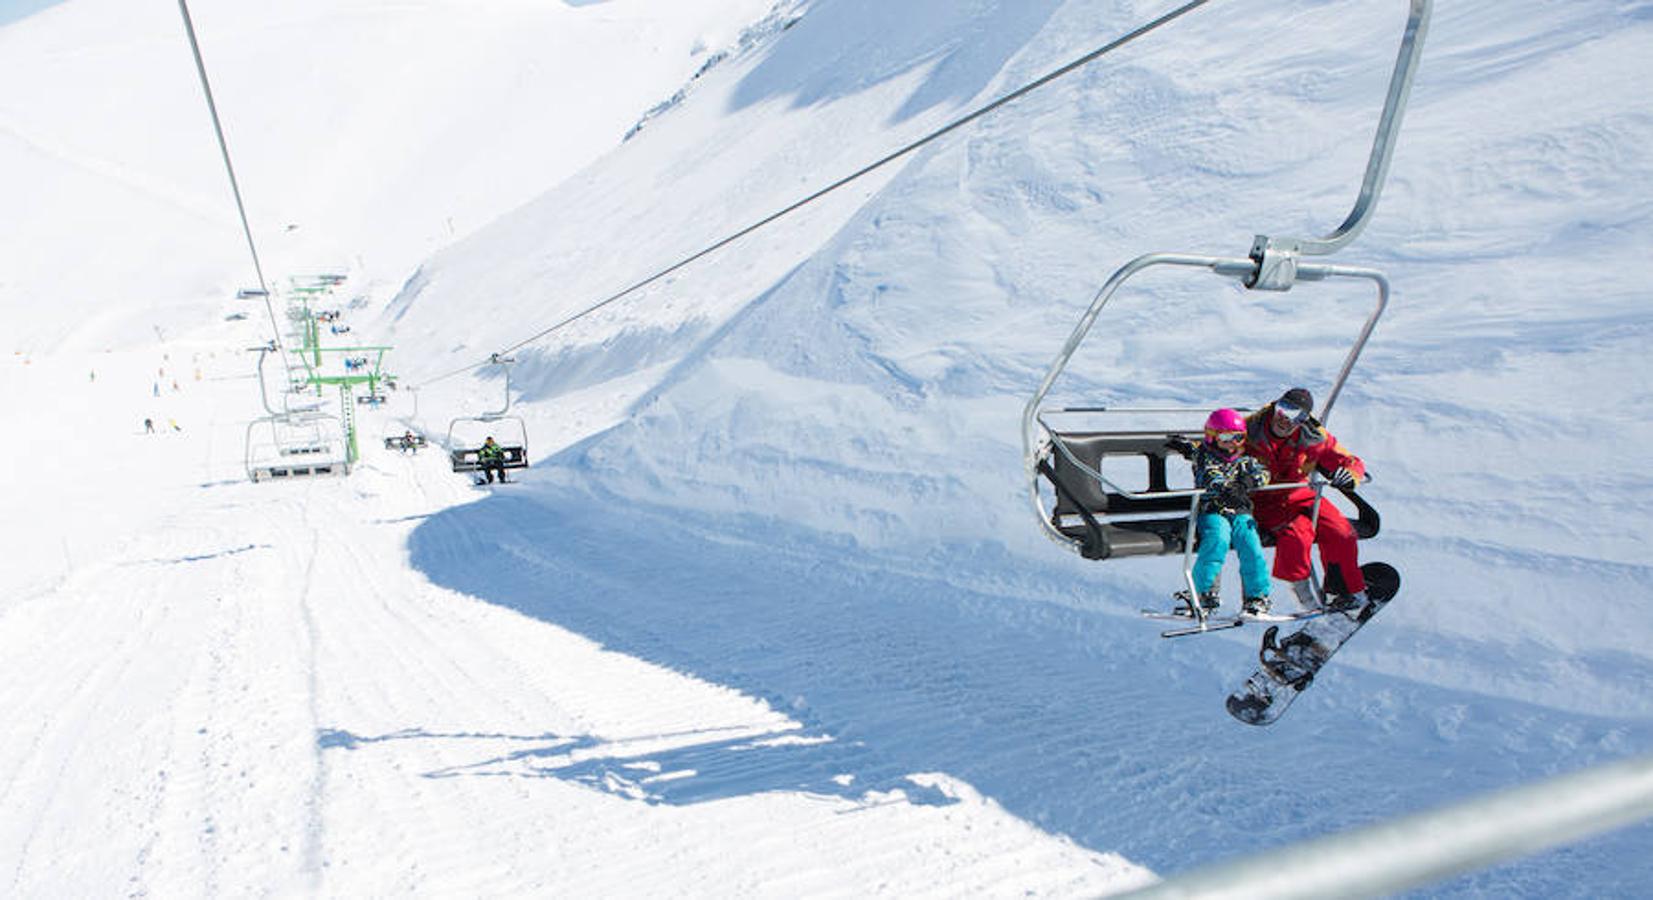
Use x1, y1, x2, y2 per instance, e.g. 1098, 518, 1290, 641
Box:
1243, 403, 1365, 522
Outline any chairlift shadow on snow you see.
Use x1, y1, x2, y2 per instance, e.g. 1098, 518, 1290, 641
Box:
315, 723, 955, 809
123, 543, 269, 566
401, 487, 1297, 857
405, 483, 1653, 879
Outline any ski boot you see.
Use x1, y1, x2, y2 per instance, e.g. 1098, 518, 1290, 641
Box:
1242, 596, 1272, 617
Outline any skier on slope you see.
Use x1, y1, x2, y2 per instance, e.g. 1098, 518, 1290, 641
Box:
1177, 408, 1274, 617
1244, 387, 1368, 610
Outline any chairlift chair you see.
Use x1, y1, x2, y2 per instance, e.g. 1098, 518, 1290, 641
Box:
1023, 0, 1427, 629
445, 355, 530, 475
384, 431, 428, 452
245, 411, 349, 481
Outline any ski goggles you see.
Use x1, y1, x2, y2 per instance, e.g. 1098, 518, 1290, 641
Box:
1212, 430, 1244, 444
1273, 401, 1310, 426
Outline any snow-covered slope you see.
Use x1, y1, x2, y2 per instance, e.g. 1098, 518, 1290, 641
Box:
5, 0, 1653, 895
394, 0, 1653, 714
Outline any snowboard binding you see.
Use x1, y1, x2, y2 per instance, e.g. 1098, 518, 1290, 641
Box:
1258, 625, 1325, 690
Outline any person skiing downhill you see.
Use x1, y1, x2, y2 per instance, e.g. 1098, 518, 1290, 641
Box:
1178, 408, 1273, 616
1244, 387, 1368, 609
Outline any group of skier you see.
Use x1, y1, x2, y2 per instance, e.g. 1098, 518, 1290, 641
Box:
1179, 386, 1370, 617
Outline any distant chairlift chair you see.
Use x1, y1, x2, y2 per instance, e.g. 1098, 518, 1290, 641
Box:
245, 410, 349, 481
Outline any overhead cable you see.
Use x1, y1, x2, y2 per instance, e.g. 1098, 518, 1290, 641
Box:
415, 0, 1213, 388
176, 0, 288, 362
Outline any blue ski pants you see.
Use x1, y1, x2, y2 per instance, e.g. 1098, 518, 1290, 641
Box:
1192, 512, 1270, 598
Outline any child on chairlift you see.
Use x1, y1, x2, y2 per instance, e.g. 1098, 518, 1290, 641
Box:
1179, 408, 1273, 617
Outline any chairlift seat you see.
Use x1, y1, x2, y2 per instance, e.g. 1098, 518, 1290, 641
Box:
385, 434, 428, 451
450, 445, 528, 473
1041, 430, 1202, 560
1039, 429, 1380, 561
250, 461, 340, 481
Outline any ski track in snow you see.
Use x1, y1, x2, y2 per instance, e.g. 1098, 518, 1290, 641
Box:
0, 348, 1149, 896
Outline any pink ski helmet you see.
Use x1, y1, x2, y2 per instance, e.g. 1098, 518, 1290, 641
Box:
1203, 408, 1247, 458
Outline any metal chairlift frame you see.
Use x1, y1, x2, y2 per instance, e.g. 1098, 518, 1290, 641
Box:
291, 344, 396, 464
446, 354, 530, 474
244, 410, 349, 481
243, 342, 350, 481
382, 387, 431, 451
1022, 0, 1429, 632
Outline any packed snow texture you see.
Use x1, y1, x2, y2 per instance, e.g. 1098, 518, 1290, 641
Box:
4, 0, 1653, 896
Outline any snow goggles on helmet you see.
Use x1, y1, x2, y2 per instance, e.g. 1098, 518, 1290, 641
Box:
1273, 401, 1309, 425
1211, 430, 1244, 444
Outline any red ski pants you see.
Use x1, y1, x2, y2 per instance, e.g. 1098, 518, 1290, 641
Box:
1259, 498, 1366, 594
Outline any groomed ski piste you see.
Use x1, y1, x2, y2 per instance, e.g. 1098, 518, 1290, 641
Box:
4, 0, 1653, 896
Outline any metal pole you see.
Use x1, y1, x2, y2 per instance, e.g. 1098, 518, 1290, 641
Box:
1298, 0, 1432, 256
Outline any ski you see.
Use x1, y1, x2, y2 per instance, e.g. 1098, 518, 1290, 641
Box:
1141, 602, 1322, 639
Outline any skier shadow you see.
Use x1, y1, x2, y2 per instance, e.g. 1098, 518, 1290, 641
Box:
316, 723, 954, 808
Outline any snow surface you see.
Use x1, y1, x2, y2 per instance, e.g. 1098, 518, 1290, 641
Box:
5, 0, 1653, 895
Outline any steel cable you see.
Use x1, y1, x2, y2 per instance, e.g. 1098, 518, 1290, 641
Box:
413, 0, 1213, 388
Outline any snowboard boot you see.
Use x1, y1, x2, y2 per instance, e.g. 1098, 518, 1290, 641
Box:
1242, 596, 1271, 617
1325, 589, 1369, 613
1173, 589, 1223, 617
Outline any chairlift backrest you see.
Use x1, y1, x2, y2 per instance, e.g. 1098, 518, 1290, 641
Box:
1036, 412, 1380, 561
1041, 427, 1204, 560
449, 443, 529, 473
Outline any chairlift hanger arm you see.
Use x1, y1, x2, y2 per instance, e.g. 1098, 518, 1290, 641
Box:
1023, 255, 1386, 458
1252, 0, 1430, 273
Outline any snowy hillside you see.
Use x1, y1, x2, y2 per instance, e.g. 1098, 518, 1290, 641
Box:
6, 0, 1653, 896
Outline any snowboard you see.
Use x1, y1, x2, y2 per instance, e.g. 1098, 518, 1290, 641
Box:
1225, 562, 1401, 726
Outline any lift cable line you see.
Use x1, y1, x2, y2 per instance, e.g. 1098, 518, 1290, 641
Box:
413, 0, 1215, 390
176, 0, 287, 363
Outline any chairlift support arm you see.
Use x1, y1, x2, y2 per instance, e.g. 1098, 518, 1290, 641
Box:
1248, 0, 1430, 286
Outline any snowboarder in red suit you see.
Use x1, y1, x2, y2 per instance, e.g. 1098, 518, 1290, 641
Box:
1244, 387, 1368, 606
